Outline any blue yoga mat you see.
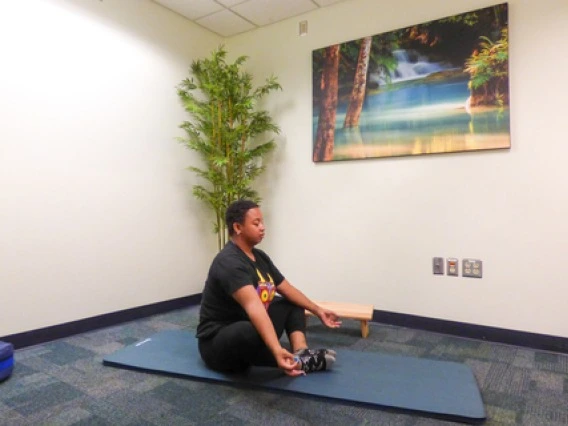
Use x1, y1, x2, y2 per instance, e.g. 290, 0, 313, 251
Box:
103, 330, 485, 423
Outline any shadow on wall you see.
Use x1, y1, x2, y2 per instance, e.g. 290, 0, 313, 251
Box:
49, 0, 220, 60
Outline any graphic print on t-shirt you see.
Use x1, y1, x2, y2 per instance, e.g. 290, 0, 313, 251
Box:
256, 268, 276, 310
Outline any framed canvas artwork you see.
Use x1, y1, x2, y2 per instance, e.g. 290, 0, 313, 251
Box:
312, 3, 510, 162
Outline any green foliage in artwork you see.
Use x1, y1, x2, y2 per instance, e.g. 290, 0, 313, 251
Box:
465, 28, 509, 106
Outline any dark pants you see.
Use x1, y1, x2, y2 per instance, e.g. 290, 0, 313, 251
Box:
198, 298, 305, 373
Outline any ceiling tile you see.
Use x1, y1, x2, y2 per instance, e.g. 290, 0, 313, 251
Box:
154, 0, 223, 20
196, 9, 256, 37
152, 0, 358, 37
231, 0, 317, 26
312, 0, 348, 6
216, 0, 248, 7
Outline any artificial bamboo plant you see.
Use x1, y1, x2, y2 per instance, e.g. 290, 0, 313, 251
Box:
177, 46, 281, 251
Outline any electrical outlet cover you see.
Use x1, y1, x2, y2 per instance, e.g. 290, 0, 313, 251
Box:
447, 258, 459, 276
463, 259, 482, 278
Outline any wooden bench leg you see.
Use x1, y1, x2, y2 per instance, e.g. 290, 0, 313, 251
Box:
360, 320, 369, 338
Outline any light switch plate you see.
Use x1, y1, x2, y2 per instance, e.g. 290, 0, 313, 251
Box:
433, 257, 444, 274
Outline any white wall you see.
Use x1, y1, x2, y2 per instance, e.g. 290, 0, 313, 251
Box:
226, 0, 568, 338
0, 0, 221, 336
3, 0, 567, 341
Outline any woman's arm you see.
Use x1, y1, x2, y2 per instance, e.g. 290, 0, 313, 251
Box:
232, 284, 303, 376
233, 284, 282, 355
277, 279, 341, 329
276, 279, 320, 313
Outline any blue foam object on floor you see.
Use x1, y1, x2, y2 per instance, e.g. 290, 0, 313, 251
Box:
103, 330, 485, 423
0, 341, 14, 382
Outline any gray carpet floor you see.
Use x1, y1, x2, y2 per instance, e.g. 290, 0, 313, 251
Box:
1, 305, 568, 425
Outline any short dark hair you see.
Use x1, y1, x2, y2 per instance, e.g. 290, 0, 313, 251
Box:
226, 199, 259, 236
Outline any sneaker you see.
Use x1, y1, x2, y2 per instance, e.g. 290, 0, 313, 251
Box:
294, 348, 336, 373
297, 348, 337, 358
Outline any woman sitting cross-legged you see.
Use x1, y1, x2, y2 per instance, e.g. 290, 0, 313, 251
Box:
196, 199, 341, 376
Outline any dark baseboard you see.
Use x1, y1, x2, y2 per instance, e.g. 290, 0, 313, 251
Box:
4, 296, 567, 355
374, 310, 568, 354
2, 294, 202, 349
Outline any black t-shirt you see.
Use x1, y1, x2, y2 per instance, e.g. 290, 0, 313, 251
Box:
196, 241, 285, 339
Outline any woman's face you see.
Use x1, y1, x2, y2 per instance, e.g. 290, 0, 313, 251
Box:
239, 207, 265, 245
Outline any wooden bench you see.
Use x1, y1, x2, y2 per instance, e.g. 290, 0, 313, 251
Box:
305, 301, 374, 338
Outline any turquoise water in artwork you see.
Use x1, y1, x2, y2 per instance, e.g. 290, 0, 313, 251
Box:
313, 75, 510, 159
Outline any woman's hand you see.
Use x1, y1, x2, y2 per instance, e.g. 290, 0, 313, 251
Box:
317, 307, 342, 329
274, 347, 305, 377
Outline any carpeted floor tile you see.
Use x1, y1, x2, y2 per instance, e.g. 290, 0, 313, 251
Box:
3, 382, 86, 416
1, 305, 567, 425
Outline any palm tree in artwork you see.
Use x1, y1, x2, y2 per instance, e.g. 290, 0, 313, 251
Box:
344, 37, 372, 128
313, 44, 340, 162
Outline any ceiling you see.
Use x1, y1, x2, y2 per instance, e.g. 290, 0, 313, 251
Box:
152, 0, 352, 37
